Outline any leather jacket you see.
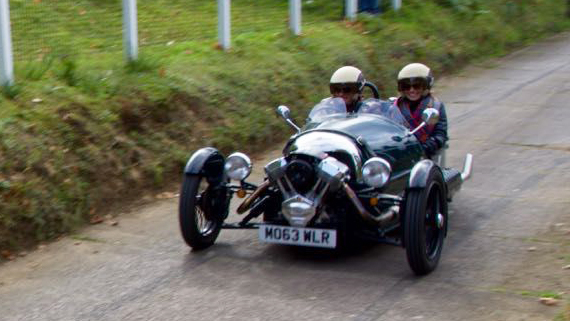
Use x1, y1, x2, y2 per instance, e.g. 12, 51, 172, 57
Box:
395, 95, 449, 158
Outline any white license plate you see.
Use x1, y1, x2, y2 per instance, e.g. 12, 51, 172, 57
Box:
258, 224, 337, 248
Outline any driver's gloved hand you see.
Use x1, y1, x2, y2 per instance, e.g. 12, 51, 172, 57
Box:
421, 137, 440, 158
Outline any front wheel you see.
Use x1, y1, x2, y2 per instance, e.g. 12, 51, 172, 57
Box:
403, 168, 447, 275
179, 174, 226, 250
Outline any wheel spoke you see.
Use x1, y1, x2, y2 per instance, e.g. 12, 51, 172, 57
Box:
193, 177, 214, 236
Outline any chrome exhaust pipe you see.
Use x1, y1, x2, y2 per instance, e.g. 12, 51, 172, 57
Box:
237, 180, 270, 214
461, 153, 473, 181
445, 153, 473, 200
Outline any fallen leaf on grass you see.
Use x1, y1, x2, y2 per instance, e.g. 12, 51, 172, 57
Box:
539, 298, 559, 306
1, 250, 14, 260
89, 215, 104, 224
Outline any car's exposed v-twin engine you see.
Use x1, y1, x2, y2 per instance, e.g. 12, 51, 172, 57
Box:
265, 155, 350, 227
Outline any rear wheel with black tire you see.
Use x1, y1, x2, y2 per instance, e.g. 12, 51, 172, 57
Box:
403, 168, 447, 275
179, 174, 226, 250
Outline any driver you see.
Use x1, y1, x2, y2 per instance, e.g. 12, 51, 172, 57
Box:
394, 63, 448, 158
329, 66, 366, 113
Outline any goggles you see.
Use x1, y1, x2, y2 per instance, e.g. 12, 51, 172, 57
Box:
330, 84, 360, 95
398, 78, 427, 91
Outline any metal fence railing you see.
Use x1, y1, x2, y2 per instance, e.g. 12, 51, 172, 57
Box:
1, 0, 401, 86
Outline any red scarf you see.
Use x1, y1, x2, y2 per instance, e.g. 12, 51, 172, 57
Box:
396, 95, 437, 143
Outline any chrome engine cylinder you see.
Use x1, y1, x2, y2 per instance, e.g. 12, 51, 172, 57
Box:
265, 156, 350, 227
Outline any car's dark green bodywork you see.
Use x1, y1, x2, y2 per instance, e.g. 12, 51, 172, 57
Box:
286, 113, 425, 195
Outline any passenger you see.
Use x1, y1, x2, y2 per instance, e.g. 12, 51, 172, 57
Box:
394, 63, 448, 158
329, 66, 366, 113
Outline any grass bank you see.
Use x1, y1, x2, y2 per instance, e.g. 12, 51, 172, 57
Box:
1, 0, 569, 253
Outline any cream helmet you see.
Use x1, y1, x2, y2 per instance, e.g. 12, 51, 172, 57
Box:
397, 63, 434, 93
329, 66, 366, 94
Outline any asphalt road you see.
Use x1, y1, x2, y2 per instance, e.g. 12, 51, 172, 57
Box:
1, 32, 569, 321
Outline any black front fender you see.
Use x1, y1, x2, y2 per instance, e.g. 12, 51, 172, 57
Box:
184, 147, 226, 184
408, 159, 440, 189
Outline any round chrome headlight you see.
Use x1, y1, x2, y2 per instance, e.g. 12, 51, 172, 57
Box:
225, 152, 252, 181
362, 157, 391, 188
